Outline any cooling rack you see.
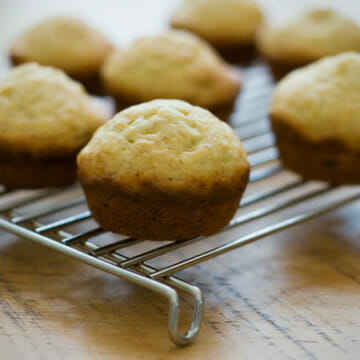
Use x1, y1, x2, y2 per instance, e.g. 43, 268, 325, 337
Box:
0, 61, 359, 347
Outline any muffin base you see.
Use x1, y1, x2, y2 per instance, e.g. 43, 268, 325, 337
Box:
0, 148, 78, 189
80, 173, 249, 241
214, 44, 257, 65
266, 58, 312, 81
75, 73, 104, 96
267, 59, 299, 81
271, 119, 360, 184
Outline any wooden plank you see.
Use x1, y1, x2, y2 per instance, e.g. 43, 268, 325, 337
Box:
1, 201, 359, 359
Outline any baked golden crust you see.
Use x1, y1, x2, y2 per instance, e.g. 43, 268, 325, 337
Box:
270, 52, 360, 152
171, 0, 262, 46
78, 99, 249, 194
78, 99, 250, 240
0, 63, 106, 188
10, 16, 112, 79
271, 119, 360, 184
100, 31, 241, 109
256, 9, 360, 66
0, 63, 106, 155
270, 52, 360, 184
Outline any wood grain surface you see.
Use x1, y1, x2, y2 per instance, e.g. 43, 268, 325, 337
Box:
0, 1, 360, 359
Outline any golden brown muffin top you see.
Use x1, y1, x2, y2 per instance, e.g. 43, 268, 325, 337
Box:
271, 52, 360, 151
171, 0, 262, 45
257, 9, 360, 64
101, 30, 241, 108
11, 16, 112, 77
0, 63, 106, 155
78, 99, 249, 195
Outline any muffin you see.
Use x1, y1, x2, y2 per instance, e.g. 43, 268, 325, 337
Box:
270, 52, 360, 184
78, 99, 250, 241
256, 9, 360, 70
10, 16, 112, 87
170, 0, 262, 48
101, 30, 241, 109
0, 63, 106, 189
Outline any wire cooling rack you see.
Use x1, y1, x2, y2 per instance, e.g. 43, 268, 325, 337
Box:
0, 61, 359, 346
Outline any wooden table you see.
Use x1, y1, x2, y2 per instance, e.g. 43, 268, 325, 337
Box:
0, 1, 359, 359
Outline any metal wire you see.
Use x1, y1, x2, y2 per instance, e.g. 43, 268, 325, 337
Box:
12, 196, 86, 224
149, 192, 360, 279
35, 210, 91, 233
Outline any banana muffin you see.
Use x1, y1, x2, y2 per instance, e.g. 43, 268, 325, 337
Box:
100, 30, 241, 109
170, 0, 262, 47
0, 63, 106, 188
270, 52, 360, 184
10, 17, 112, 84
256, 9, 360, 68
78, 99, 250, 241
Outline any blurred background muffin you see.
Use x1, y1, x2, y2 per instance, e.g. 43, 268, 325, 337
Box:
270, 52, 360, 184
10, 16, 112, 91
256, 9, 360, 77
171, 0, 262, 61
0, 63, 106, 188
101, 30, 241, 110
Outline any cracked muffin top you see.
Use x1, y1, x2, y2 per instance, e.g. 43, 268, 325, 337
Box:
78, 99, 249, 195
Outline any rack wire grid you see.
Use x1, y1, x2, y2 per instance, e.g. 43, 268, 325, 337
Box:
0, 61, 359, 347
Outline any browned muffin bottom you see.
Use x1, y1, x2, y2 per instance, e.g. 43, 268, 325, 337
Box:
271, 119, 360, 184
265, 58, 313, 81
0, 146, 78, 189
211, 102, 236, 123
10, 53, 26, 67
80, 171, 249, 241
74, 73, 104, 96
214, 44, 257, 65
255, 46, 312, 81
